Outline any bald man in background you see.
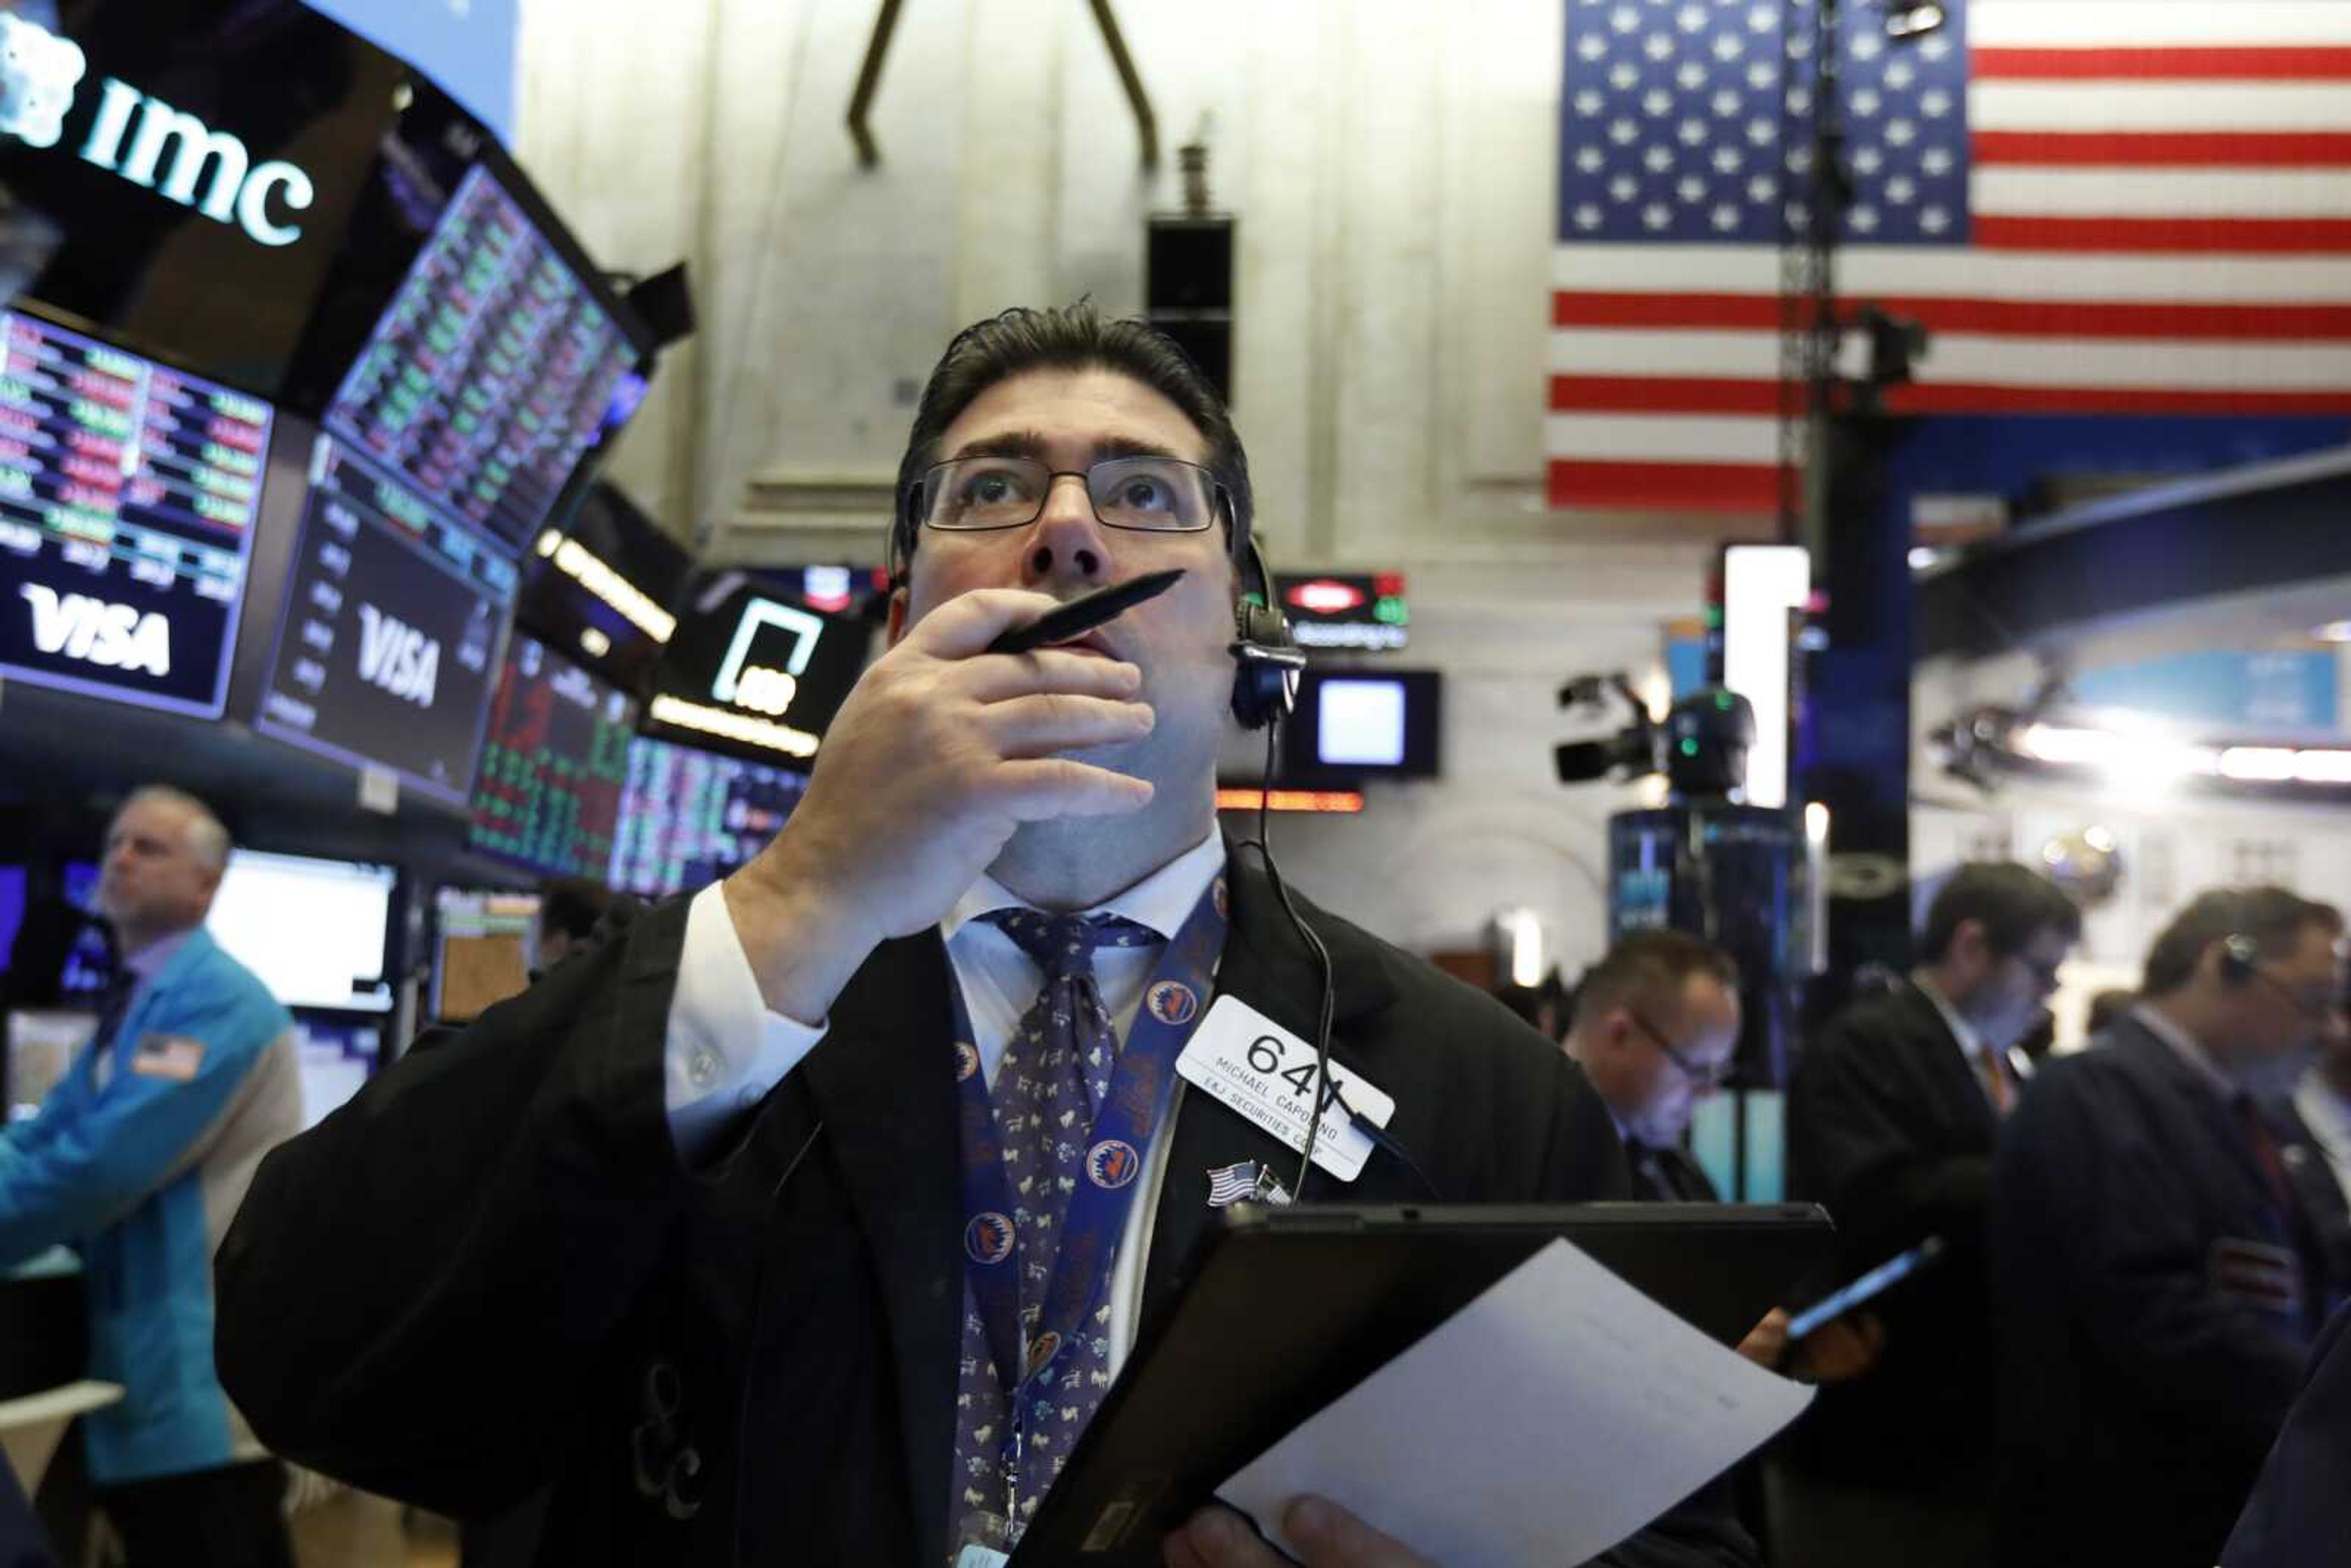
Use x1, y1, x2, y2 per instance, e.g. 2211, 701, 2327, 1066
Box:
0, 787, 300, 1568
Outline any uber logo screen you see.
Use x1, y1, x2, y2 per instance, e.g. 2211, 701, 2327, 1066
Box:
642, 570, 869, 770
254, 435, 514, 805
0, 307, 269, 716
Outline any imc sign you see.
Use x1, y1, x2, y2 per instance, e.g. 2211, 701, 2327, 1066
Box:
0, 15, 313, 246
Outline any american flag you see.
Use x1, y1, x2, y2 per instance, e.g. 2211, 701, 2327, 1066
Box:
1550, 0, 2351, 514
1205, 1161, 1260, 1207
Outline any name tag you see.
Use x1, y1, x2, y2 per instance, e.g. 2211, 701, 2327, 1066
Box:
954, 1547, 1011, 1568
132, 1034, 206, 1082
1176, 996, 1395, 1182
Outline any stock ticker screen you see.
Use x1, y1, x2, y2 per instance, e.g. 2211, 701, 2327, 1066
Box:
470, 632, 637, 878
321, 163, 645, 555
253, 436, 515, 805
607, 735, 808, 899
0, 309, 270, 716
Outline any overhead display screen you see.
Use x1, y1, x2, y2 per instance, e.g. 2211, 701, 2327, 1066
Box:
319, 162, 643, 554
515, 481, 688, 694
469, 632, 637, 879
642, 570, 869, 770
0, 0, 412, 397
252, 435, 514, 805
0, 307, 269, 716
607, 735, 808, 899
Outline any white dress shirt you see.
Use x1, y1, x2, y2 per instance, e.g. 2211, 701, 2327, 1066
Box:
2293, 1070, 2351, 1214
662, 832, 1228, 1375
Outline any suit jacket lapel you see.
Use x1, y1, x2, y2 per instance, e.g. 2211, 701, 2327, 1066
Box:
1138, 853, 1395, 1328
1902, 980, 1998, 1136
797, 933, 962, 1568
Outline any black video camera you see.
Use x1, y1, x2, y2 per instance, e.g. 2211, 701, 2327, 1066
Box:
1555, 675, 1757, 801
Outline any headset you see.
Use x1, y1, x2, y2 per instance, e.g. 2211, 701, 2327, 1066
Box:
1229, 531, 1307, 731
2221, 933, 2261, 985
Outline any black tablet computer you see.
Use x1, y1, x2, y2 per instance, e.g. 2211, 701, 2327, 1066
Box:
1008, 1201, 1832, 1565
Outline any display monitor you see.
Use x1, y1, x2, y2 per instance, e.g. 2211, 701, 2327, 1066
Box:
0, 1, 414, 397
430, 887, 538, 1022
6, 1010, 92, 1123
0, 308, 272, 716
641, 570, 868, 770
470, 633, 636, 879
1276, 572, 1411, 652
283, 84, 651, 555
253, 435, 515, 805
607, 735, 809, 898
514, 481, 688, 694
206, 849, 396, 1013
1284, 669, 1443, 781
291, 1013, 380, 1130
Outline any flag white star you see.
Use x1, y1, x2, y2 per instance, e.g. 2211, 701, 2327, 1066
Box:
1787, 85, 1812, 115
1610, 61, 1642, 89
1711, 31, 1743, 60
1785, 144, 1814, 173
1678, 2, 1709, 32
1746, 116, 1775, 146
1920, 205, 1951, 234
1849, 204, 1880, 234
1785, 200, 1812, 230
1712, 201, 1742, 231
1747, 173, 1778, 202
1920, 88, 1952, 119
1646, 32, 1677, 61
1611, 3, 1641, 31
1885, 174, 1916, 205
1677, 174, 1707, 203
1678, 117, 1709, 146
1576, 145, 1606, 172
1712, 144, 1744, 173
1577, 33, 1609, 61
1849, 31, 1882, 62
1644, 143, 1676, 171
1921, 145, 1953, 176
1850, 86, 1881, 118
1574, 202, 1605, 230
1851, 144, 1883, 176
1711, 88, 1743, 116
1643, 87, 1674, 116
1610, 117, 1641, 144
1678, 59, 1708, 89
1747, 4, 1777, 32
1642, 201, 1674, 230
1920, 35, 1951, 62
1885, 118, 1916, 148
1574, 87, 1606, 114
1884, 59, 1915, 90
1609, 173, 1639, 201
1746, 61, 1777, 89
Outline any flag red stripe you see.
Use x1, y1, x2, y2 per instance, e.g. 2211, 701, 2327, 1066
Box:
1973, 129, 2351, 167
1971, 45, 2351, 81
1551, 291, 2351, 340
1548, 375, 2351, 417
1973, 214, 2351, 255
1548, 459, 1782, 512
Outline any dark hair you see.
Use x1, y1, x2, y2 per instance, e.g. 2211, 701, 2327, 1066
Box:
2142, 885, 2344, 997
1572, 931, 1741, 1032
889, 302, 1255, 575
538, 879, 614, 944
1918, 862, 2082, 963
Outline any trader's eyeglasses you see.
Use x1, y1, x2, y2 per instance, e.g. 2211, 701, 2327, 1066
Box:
1624, 1007, 1734, 1089
912, 455, 1227, 536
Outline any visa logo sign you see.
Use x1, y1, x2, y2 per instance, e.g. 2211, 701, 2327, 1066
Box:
20, 583, 170, 676
0, 16, 314, 247
356, 603, 438, 707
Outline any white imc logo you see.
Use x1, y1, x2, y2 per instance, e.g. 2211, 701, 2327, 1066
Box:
21, 583, 171, 677
0, 16, 314, 247
356, 602, 440, 707
711, 598, 825, 718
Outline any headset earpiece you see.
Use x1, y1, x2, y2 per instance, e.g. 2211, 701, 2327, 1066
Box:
2220, 934, 2259, 985
1229, 534, 1305, 731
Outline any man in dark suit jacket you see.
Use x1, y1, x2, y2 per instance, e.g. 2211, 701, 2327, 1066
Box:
2221, 1296, 2351, 1568
214, 305, 1744, 1568
1780, 862, 2080, 1568
1993, 887, 2345, 1568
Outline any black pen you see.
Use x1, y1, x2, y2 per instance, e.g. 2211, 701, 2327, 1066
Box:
984, 568, 1186, 656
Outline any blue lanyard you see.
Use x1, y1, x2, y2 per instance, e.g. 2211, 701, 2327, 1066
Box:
950, 874, 1226, 1424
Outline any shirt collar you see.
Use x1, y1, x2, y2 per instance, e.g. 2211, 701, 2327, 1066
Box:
944, 831, 1227, 943
2134, 1002, 2237, 1100
2293, 1071, 2351, 1149
1912, 973, 1985, 1061
125, 929, 193, 982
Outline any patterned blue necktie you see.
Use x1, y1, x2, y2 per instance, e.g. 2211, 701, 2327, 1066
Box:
949, 910, 1157, 1556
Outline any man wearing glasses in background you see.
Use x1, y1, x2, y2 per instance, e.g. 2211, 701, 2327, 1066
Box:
1778, 863, 2081, 1568
1993, 887, 2347, 1568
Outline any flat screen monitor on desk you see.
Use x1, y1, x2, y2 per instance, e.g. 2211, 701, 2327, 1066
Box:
292, 1013, 381, 1131
206, 850, 396, 1015
251, 435, 516, 805
0, 307, 274, 718
5, 1010, 93, 1124
430, 888, 539, 1023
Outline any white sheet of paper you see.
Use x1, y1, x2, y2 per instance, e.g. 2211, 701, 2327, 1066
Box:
1218, 1237, 1815, 1567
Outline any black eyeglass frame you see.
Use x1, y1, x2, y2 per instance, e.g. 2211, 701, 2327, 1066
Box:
1622, 1005, 1734, 1089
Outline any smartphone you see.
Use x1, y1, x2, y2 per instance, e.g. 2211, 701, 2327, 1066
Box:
1785, 1235, 1946, 1340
